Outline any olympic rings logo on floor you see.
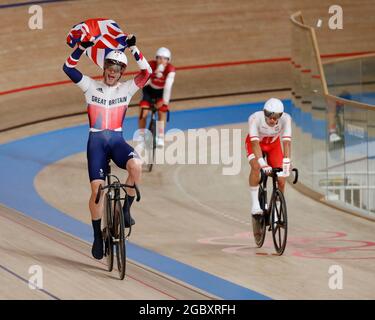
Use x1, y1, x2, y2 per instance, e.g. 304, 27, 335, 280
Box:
197, 230, 375, 260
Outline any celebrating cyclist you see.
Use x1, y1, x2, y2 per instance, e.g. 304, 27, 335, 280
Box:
138, 47, 176, 147
63, 35, 152, 260
245, 98, 292, 216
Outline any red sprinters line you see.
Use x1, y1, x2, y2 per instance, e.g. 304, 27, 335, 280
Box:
1, 51, 374, 96
175, 57, 290, 71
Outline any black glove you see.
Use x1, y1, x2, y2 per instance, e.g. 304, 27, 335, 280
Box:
80, 41, 94, 49
125, 35, 136, 47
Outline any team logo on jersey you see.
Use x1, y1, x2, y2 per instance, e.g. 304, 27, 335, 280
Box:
96, 88, 103, 93
99, 168, 104, 177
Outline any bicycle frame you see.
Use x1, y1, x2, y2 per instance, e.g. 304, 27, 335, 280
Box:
141, 100, 170, 172
260, 168, 298, 218
94, 161, 141, 279
141, 99, 170, 128
252, 167, 298, 253
94, 162, 141, 225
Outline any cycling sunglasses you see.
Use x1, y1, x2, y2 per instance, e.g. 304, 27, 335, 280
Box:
264, 110, 283, 120
104, 59, 125, 72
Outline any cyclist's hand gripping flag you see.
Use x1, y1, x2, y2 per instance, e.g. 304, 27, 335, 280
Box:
66, 18, 128, 69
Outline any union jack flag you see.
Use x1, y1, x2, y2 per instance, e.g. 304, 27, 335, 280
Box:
66, 18, 128, 69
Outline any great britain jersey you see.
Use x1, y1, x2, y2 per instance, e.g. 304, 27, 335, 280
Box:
63, 44, 152, 131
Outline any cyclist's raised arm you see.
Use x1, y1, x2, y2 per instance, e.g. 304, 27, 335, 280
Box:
62, 42, 93, 91
126, 35, 152, 96
162, 69, 176, 105
281, 113, 292, 159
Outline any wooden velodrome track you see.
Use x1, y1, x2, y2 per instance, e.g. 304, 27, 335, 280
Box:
1, 0, 375, 299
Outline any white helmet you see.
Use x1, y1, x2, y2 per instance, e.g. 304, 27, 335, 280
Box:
155, 47, 171, 61
263, 98, 284, 114
105, 50, 127, 67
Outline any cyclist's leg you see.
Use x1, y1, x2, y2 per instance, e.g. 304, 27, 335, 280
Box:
267, 138, 285, 192
139, 103, 150, 131
89, 180, 105, 219
246, 135, 264, 185
111, 135, 142, 226
157, 101, 168, 146
139, 86, 152, 130
154, 88, 166, 143
245, 135, 263, 214
87, 131, 109, 259
111, 134, 142, 195
157, 103, 168, 123
87, 132, 108, 220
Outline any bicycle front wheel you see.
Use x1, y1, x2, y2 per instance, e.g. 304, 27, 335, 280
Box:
271, 190, 288, 255
114, 199, 126, 280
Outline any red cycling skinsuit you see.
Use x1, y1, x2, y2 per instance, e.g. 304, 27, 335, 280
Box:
245, 111, 292, 168
140, 60, 176, 112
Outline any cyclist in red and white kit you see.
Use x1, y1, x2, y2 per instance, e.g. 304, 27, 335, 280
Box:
245, 98, 292, 216
138, 47, 176, 147
63, 35, 152, 259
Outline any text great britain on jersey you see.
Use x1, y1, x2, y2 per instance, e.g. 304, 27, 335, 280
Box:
91, 96, 128, 105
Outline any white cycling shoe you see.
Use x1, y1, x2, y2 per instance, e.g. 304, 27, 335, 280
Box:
136, 140, 146, 152
251, 206, 263, 216
156, 137, 165, 147
329, 132, 341, 143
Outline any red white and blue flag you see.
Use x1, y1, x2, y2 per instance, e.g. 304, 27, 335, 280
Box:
66, 18, 128, 69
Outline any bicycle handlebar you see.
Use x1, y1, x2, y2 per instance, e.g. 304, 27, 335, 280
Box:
292, 168, 298, 184
144, 101, 170, 123
259, 167, 299, 185
122, 183, 141, 202
94, 183, 141, 204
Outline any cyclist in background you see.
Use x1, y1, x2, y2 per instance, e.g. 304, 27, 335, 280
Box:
245, 98, 292, 216
138, 47, 176, 147
63, 35, 152, 260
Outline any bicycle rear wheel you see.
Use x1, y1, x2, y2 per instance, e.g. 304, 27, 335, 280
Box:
114, 199, 126, 280
103, 194, 114, 272
271, 190, 288, 255
252, 186, 266, 247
